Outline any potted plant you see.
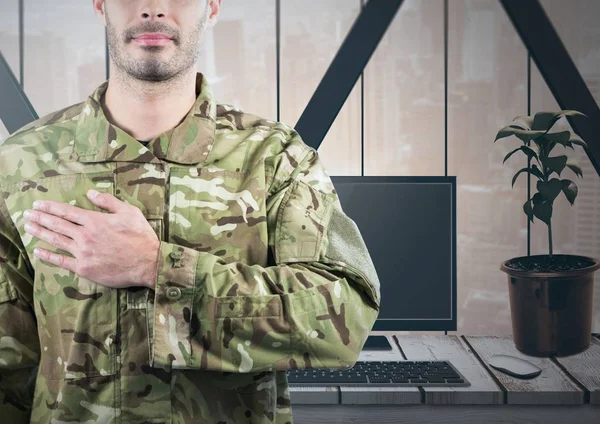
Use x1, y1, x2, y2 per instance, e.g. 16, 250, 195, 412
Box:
494, 110, 600, 357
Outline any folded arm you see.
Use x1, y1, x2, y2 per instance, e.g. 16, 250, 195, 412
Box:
150, 139, 381, 373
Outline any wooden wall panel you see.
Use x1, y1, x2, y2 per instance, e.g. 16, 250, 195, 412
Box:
23, 0, 105, 118
447, 0, 528, 335
200, 0, 277, 121
364, 0, 445, 176
280, 0, 362, 175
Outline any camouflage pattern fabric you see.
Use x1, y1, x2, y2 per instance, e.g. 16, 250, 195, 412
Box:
0, 72, 381, 423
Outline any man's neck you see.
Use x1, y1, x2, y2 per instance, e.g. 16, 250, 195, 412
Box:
101, 67, 198, 142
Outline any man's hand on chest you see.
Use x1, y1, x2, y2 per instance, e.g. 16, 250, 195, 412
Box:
22, 189, 159, 290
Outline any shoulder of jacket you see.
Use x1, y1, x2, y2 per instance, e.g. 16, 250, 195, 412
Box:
0, 101, 85, 186
4, 101, 84, 143
214, 102, 314, 171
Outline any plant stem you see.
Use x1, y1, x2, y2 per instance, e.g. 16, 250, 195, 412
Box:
548, 219, 553, 257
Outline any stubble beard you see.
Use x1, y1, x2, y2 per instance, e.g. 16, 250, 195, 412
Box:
105, 11, 208, 84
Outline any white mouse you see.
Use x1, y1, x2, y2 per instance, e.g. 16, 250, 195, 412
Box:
488, 354, 542, 379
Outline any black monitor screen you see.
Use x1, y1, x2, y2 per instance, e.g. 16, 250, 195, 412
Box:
330, 176, 456, 331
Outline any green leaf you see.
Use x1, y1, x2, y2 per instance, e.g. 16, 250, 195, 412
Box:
511, 166, 544, 188
545, 155, 568, 176
533, 201, 553, 225
521, 145, 539, 161
561, 110, 588, 118
532, 111, 560, 131
537, 178, 562, 202
532, 110, 588, 131
532, 136, 551, 154
539, 131, 572, 152
556, 139, 573, 150
512, 115, 534, 130
569, 133, 588, 148
503, 147, 522, 164
495, 125, 547, 142
494, 125, 520, 142
502, 145, 539, 164
544, 131, 571, 143
532, 192, 545, 205
531, 164, 544, 179
560, 179, 578, 205
513, 129, 550, 143
523, 199, 534, 223
566, 157, 583, 177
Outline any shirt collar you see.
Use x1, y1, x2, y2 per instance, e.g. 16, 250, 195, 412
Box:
72, 72, 217, 165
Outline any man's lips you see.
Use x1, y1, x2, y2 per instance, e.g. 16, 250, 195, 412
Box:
133, 33, 173, 46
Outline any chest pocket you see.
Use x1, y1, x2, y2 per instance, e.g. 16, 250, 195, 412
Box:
4, 172, 118, 380
167, 165, 269, 266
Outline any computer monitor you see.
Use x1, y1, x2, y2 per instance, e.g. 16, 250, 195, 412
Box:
330, 176, 457, 349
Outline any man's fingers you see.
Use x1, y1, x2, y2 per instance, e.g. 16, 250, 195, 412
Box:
87, 190, 125, 214
25, 221, 76, 254
25, 209, 80, 239
32, 200, 90, 225
33, 247, 77, 273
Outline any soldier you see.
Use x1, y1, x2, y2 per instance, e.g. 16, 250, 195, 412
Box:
0, 0, 380, 423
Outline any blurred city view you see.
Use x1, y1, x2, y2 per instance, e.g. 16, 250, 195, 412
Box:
1, 0, 599, 335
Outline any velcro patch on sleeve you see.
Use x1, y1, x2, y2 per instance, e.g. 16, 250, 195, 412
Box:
323, 204, 381, 307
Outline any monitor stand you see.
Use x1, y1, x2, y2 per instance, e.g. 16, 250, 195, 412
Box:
361, 335, 393, 351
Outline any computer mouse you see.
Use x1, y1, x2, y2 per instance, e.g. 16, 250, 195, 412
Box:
488, 354, 542, 379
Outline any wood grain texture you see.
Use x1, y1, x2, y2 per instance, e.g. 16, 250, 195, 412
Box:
289, 386, 339, 405
464, 335, 584, 405
291, 404, 600, 424
551, 337, 600, 404
396, 335, 503, 404
289, 334, 599, 409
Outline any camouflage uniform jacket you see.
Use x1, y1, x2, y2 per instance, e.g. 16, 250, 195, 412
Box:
0, 72, 381, 423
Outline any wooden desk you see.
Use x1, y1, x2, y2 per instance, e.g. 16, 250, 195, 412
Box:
289, 334, 600, 423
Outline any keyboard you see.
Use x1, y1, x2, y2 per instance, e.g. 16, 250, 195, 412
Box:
287, 360, 471, 387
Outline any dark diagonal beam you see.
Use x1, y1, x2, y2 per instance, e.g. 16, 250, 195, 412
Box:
295, 0, 404, 150
0, 51, 38, 135
501, 0, 600, 176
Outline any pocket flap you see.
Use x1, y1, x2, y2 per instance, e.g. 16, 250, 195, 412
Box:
275, 179, 333, 264
0, 268, 18, 304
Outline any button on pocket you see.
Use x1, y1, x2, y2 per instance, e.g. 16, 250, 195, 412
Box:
166, 286, 182, 300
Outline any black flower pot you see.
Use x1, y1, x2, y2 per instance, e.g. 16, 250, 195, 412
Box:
500, 254, 600, 357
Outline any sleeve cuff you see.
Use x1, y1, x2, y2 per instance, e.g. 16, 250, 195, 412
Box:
150, 241, 200, 369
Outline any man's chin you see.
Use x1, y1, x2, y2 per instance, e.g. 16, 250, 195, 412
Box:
124, 57, 175, 81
